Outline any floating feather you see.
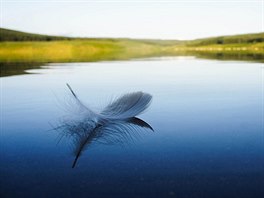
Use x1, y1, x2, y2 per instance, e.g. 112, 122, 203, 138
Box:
55, 84, 153, 168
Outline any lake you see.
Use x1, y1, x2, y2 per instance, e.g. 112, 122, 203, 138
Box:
1, 57, 263, 198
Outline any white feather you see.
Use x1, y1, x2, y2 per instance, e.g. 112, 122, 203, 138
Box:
56, 84, 153, 168
66, 84, 152, 123
99, 92, 152, 121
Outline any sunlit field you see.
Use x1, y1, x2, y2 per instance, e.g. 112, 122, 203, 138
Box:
0, 28, 263, 64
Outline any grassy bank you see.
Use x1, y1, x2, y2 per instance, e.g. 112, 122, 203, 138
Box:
0, 29, 263, 63
1, 39, 263, 63
0, 39, 173, 63
0, 28, 264, 76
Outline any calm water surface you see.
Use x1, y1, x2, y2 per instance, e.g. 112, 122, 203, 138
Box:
1, 58, 263, 198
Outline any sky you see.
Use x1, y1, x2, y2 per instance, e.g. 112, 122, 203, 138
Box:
1, 0, 263, 40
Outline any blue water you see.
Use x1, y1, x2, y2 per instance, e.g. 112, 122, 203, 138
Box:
1, 58, 263, 198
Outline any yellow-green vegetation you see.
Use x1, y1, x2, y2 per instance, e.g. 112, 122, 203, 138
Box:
1, 39, 263, 63
0, 39, 170, 63
165, 42, 264, 61
0, 28, 263, 71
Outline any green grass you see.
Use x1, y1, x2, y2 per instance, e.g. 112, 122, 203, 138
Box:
0, 39, 170, 63
0, 28, 263, 64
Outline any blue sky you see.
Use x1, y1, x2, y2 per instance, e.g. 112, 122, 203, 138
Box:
1, 0, 263, 39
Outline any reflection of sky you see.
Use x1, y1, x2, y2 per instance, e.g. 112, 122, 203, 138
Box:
1, 1, 263, 39
1, 59, 263, 197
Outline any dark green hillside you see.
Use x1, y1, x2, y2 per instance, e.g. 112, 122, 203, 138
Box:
186, 32, 264, 46
0, 27, 184, 46
0, 28, 73, 41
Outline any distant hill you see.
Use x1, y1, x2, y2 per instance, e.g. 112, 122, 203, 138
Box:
1, 28, 263, 46
186, 32, 264, 46
0, 28, 73, 41
0, 28, 183, 45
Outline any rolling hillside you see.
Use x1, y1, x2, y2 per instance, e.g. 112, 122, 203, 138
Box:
0, 28, 72, 41
0, 28, 263, 65
185, 32, 264, 46
1, 27, 263, 46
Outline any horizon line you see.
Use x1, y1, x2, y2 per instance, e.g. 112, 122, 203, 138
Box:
1, 26, 263, 41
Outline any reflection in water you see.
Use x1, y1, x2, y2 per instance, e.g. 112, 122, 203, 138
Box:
1, 52, 263, 77
54, 84, 153, 168
0, 62, 44, 77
